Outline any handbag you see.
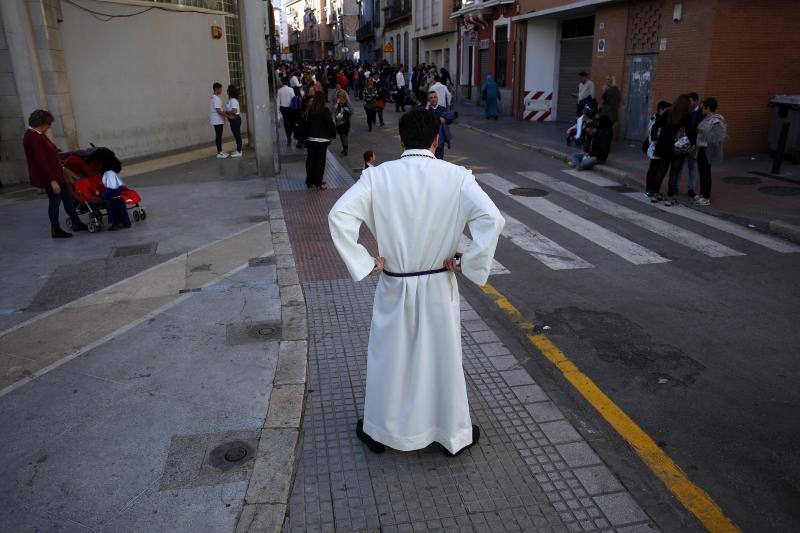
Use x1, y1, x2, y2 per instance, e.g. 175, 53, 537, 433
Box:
376, 98, 386, 110
673, 126, 693, 154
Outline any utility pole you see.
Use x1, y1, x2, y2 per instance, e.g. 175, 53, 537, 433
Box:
240, 0, 277, 176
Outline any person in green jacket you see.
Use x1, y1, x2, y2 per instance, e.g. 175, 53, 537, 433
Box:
598, 75, 621, 151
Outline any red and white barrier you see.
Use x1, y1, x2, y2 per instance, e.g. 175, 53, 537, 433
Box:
523, 90, 553, 122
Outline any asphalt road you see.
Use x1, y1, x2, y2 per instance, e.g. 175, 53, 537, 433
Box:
333, 100, 800, 532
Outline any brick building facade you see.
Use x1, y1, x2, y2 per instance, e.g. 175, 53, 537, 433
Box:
509, 0, 800, 156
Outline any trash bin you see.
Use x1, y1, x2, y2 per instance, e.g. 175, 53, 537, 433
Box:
768, 95, 800, 162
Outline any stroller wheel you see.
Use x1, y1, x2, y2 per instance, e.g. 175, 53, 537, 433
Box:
87, 220, 98, 233
132, 210, 141, 222
140, 208, 147, 221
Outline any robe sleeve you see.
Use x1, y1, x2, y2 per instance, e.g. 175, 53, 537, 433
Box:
328, 172, 376, 281
459, 173, 505, 286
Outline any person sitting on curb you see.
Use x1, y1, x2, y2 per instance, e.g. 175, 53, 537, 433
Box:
567, 121, 608, 171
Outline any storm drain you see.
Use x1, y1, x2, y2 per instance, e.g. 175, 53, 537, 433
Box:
510, 187, 549, 197
249, 256, 276, 267
226, 321, 282, 345
723, 176, 762, 185
159, 430, 259, 490
758, 186, 800, 196
111, 242, 157, 258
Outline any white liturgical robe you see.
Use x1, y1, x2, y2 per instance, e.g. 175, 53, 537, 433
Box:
328, 149, 505, 453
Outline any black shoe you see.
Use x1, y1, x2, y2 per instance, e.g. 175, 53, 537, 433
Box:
51, 228, 73, 239
342, 148, 348, 156
71, 222, 89, 232
356, 419, 386, 454
439, 425, 480, 457
687, 189, 696, 198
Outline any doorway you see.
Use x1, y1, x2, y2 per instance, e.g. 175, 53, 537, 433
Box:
624, 55, 655, 140
467, 46, 473, 99
556, 16, 594, 121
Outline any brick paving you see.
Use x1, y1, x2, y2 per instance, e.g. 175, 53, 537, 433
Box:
280, 150, 658, 532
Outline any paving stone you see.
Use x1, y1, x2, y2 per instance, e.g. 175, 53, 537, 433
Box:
525, 402, 565, 423
274, 341, 308, 385
572, 466, 624, 496
245, 429, 298, 504
615, 522, 659, 532
277, 267, 300, 287
277, 253, 296, 268
511, 384, 549, 403
500, 369, 535, 387
264, 384, 305, 428
488, 355, 519, 371
280, 284, 305, 307
281, 304, 307, 341
593, 493, 650, 526
540, 420, 582, 444
555, 442, 602, 468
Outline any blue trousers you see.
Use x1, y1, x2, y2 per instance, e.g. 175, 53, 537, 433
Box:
103, 188, 131, 227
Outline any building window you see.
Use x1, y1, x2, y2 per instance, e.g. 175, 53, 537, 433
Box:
561, 16, 595, 38
494, 26, 507, 87
432, 0, 440, 25
423, 0, 430, 28
444, 47, 450, 70
404, 31, 409, 66
374, 0, 381, 27
415, 0, 422, 29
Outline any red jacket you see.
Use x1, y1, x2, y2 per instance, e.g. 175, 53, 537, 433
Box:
23, 128, 63, 188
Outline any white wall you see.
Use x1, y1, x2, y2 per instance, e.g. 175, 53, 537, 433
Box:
60, 1, 231, 159
523, 19, 559, 121
418, 33, 456, 72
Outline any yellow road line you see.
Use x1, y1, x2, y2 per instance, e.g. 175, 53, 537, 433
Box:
446, 155, 469, 165
479, 282, 740, 533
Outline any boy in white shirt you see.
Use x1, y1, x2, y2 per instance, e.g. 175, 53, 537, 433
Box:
210, 82, 229, 158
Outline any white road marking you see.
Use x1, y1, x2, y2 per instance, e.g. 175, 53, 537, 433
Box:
623, 192, 800, 253
522, 171, 744, 258
478, 173, 668, 265
562, 169, 620, 187
500, 211, 594, 270
460, 234, 510, 275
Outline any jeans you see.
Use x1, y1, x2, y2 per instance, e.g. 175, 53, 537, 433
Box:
697, 148, 712, 198
45, 182, 81, 232
229, 116, 242, 152
305, 141, 329, 187
213, 124, 224, 153
103, 187, 131, 227
675, 153, 698, 191
666, 155, 687, 197
365, 107, 376, 131
570, 153, 597, 170
396, 88, 406, 112
377, 109, 384, 125
340, 134, 348, 153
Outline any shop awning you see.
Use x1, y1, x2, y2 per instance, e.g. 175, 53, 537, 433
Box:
512, 0, 618, 22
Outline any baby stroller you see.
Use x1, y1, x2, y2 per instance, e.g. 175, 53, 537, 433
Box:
60, 146, 146, 233
566, 100, 598, 147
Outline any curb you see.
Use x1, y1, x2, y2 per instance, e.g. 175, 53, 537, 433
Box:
460, 121, 800, 245
235, 175, 308, 533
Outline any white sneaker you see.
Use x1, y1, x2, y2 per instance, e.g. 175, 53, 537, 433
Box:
230, 151, 242, 158
694, 196, 710, 206
216, 152, 229, 159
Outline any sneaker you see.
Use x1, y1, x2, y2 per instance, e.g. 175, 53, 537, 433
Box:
216, 152, 229, 159
230, 151, 242, 158
644, 191, 653, 198
687, 189, 696, 198
694, 196, 710, 206
567, 161, 576, 168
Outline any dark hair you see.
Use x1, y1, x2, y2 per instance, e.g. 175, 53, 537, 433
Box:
668, 94, 691, 126
363, 150, 375, 164
656, 100, 672, 111
227, 85, 239, 99
310, 91, 328, 114
28, 109, 54, 128
688, 92, 699, 102
399, 108, 439, 149
701, 97, 718, 112
89, 147, 122, 174
579, 71, 588, 77
212, 82, 222, 90
282, 77, 290, 85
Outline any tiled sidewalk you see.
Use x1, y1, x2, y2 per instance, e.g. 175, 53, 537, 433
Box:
278, 151, 658, 532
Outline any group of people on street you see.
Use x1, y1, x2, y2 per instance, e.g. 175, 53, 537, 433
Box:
210, 82, 243, 159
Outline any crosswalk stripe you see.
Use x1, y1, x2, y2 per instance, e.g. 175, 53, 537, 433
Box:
521, 171, 744, 258
562, 169, 620, 187
623, 193, 800, 254
460, 234, 511, 275
500, 211, 594, 270
478, 173, 668, 265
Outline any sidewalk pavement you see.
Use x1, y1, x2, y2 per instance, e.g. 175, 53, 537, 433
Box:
454, 103, 800, 239
274, 145, 663, 532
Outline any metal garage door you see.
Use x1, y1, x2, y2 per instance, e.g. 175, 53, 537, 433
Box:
556, 17, 594, 121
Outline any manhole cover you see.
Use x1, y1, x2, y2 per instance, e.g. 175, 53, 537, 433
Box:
249, 256, 276, 267
112, 242, 157, 258
509, 187, 549, 197
723, 176, 762, 185
226, 321, 282, 345
207, 440, 256, 472
608, 185, 637, 193
758, 186, 800, 196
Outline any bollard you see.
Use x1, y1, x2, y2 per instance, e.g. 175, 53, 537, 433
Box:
771, 121, 790, 175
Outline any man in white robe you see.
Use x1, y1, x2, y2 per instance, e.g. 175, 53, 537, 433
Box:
328, 109, 505, 456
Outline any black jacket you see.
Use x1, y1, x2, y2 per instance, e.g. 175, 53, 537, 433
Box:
304, 109, 336, 140
584, 129, 609, 162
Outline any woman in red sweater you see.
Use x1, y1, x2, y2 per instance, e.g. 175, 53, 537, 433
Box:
23, 110, 87, 238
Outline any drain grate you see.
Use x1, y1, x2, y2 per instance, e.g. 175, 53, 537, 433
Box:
758, 185, 800, 196
608, 185, 637, 193
208, 440, 256, 472
226, 321, 282, 345
111, 242, 157, 258
510, 187, 549, 197
249, 256, 276, 267
723, 176, 762, 185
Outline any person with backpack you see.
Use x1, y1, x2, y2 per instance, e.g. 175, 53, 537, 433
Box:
363, 78, 378, 132
693, 97, 727, 207
651, 94, 692, 206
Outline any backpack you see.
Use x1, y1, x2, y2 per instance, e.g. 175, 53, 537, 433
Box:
290, 95, 302, 111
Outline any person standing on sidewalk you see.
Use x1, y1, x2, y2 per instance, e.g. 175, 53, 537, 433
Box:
302, 92, 336, 190
23, 110, 88, 238
694, 97, 727, 207
598, 75, 620, 151
277, 77, 296, 146
652, 94, 693, 206
675, 92, 703, 198
225, 85, 243, 158
363, 78, 378, 132
210, 82, 229, 159
328, 108, 505, 457
425, 91, 454, 160
395, 65, 407, 112
335, 91, 352, 156
575, 72, 595, 116
480, 74, 501, 120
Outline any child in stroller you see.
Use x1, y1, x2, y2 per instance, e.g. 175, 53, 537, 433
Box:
566, 100, 598, 147
61, 146, 145, 233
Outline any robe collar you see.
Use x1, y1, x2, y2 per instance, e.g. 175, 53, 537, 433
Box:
401, 149, 436, 159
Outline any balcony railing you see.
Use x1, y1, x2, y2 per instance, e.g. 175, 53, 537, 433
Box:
383, 0, 411, 25
356, 21, 373, 41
